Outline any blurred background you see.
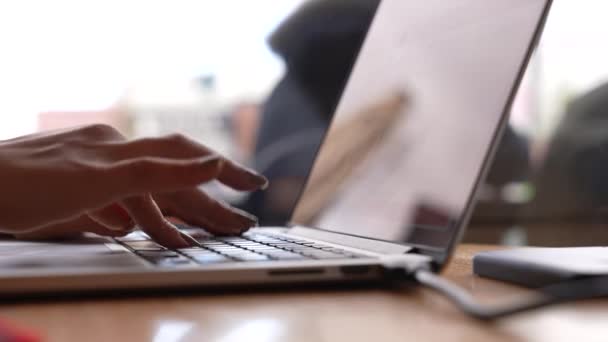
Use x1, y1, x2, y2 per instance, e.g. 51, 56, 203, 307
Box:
2, 0, 608, 247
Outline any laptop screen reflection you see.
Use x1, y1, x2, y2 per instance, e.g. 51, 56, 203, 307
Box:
292, 0, 548, 249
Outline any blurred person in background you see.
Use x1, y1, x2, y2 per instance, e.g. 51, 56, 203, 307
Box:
243, 0, 380, 225
530, 82, 608, 222
228, 101, 262, 164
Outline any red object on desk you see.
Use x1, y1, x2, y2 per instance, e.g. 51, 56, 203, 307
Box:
0, 318, 41, 342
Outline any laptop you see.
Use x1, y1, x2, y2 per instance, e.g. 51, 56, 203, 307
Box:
0, 0, 551, 296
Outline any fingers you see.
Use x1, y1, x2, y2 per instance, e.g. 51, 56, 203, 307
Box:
100, 134, 214, 160
3, 124, 125, 148
98, 155, 225, 203
13, 215, 132, 240
215, 159, 269, 191
88, 203, 135, 231
155, 189, 258, 236
120, 194, 191, 249
100, 134, 269, 191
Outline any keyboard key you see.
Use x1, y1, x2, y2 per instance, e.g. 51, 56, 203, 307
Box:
138, 251, 179, 258
145, 255, 193, 267
191, 254, 231, 264
248, 246, 286, 252
247, 236, 284, 243
219, 250, 260, 257
265, 252, 308, 260
125, 240, 165, 251
199, 241, 226, 246
180, 249, 218, 254
216, 237, 250, 243
208, 244, 241, 248
116, 231, 149, 242
302, 243, 326, 247
177, 247, 215, 253
157, 258, 193, 267
207, 247, 244, 253
285, 245, 319, 251
322, 247, 346, 253
232, 253, 270, 262
265, 241, 298, 245
280, 238, 311, 244
230, 242, 267, 247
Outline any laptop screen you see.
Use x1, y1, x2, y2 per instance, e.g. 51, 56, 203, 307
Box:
291, 0, 550, 250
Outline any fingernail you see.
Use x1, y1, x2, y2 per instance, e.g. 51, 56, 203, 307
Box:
246, 169, 269, 189
216, 198, 258, 225
238, 226, 252, 234
179, 231, 202, 248
231, 208, 258, 226
259, 177, 270, 190
164, 220, 194, 248
174, 235, 191, 249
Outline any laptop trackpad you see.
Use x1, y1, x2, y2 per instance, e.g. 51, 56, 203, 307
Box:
0, 237, 146, 269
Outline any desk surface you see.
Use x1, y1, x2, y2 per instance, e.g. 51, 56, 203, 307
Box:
0, 244, 606, 342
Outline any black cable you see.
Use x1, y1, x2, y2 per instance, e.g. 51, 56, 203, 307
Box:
413, 269, 608, 320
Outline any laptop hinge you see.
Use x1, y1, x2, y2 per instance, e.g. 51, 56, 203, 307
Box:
287, 226, 413, 255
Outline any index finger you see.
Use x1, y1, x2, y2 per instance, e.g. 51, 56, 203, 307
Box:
94, 155, 224, 204
216, 159, 269, 192
99, 134, 268, 192
121, 194, 191, 249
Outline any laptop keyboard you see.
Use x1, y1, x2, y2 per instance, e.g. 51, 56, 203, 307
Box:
115, 228, 366, 267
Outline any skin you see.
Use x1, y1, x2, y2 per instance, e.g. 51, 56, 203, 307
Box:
0, 124, 268, 249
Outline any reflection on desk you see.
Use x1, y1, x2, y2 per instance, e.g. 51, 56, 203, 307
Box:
0, 244, 606, 342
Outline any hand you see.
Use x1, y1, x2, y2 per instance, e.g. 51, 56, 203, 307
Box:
0, 124, 268, 248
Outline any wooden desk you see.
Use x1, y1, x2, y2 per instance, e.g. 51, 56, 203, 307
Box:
0, 245, 605, 342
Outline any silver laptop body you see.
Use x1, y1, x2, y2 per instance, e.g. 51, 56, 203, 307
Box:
0, 0, 551, 296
